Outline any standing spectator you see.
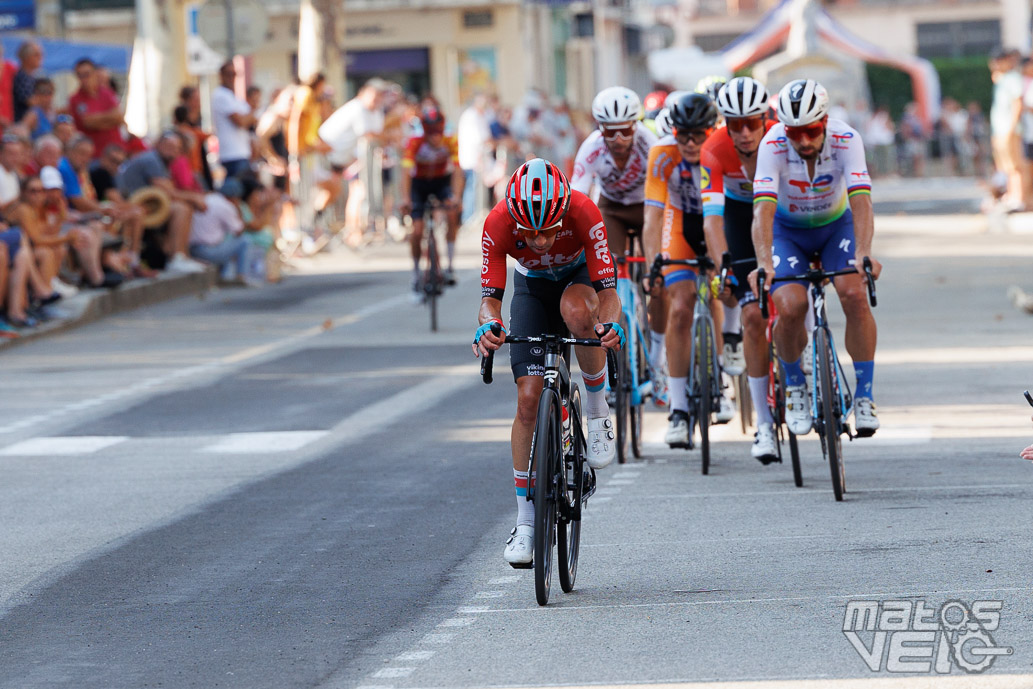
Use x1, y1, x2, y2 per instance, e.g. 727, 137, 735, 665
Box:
967, 101, 990, 177
117, 132, 205, 273
68, 58, 126, 159
21, 78, 56, 140
188, 177, 251, 284
287, 72, 330, 236
989, 49, 1025, 209
865, 106, 896, 177
899, 102, 928, 177
1020, 57, 1033, 206
179, 85, 213, 190
0, 43, 18, 129
941, 98, 971, 175
318, 78, 387, 247
456, 94, 490, 224
12, 41, 43, 123
211, 61, 256, 178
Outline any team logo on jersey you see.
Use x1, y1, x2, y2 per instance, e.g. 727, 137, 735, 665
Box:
700, 167, 711, 190
755, 176, 774, 185
787, 174, 834, 194
830, 131, 854, 144
766, 136, 788, 148
851, 171, 871, 182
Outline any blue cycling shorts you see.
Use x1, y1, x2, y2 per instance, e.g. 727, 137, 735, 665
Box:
771, 210, 856, 292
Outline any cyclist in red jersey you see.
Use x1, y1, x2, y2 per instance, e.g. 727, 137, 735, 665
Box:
400, 106, 464, 294
700, 77, 781, 462
474, 159, 622, 567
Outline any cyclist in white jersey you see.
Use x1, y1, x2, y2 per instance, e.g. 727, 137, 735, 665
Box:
748, 79, 882, 438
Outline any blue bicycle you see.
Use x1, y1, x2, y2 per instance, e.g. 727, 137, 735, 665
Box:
613, 254, 653, 463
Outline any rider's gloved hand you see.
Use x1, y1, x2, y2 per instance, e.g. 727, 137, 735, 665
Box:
596, 321, 625, 349
472, 319, 507, 357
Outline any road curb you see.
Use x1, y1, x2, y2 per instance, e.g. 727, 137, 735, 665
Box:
0, 268, 217, 352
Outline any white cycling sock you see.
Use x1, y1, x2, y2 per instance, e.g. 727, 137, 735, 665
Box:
749, 375, 775, 425
649, 331, 666, 370
515, 469, 534, 526
581, 365, 609, 418
669, 376, 688, 413
722, 303, 742, 335
447, 242, 456, 270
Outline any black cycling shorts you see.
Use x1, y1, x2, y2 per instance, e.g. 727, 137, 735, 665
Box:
723, 198, 758, 305
509, 263, 593, 381
410, 176, 452, 220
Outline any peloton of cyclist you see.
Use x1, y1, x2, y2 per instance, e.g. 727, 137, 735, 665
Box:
643, 91, 736, 448
473, 159, 623, 566
700, 76, 781, 462
400, 106, 464, 297
748, 79, 881, 437
570, 87, 667, 404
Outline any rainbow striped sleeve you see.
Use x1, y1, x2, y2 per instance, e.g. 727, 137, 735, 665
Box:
847, 184, 872, 198
753, 191, 778, 204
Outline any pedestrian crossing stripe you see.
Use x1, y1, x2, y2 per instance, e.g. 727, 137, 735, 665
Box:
0, 431, 330, 457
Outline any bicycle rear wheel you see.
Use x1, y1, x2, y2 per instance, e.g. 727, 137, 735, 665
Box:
774, 360, 803, 487
532, 390, 560, 604
815, 328, 845, 501
696, 317, 713, 475
557, 385, 582, 593
630, 328, 646, 459
615, 314, 631, 464
425, 233, 440, 332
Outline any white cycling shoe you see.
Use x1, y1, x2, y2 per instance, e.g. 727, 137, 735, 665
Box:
665, 410, 690, 448
722, 339, 746, 376
586, 417, 616, 468
853, 397, 880, 437
785, 384, 813, 436
715, 393, 736, 424
752, 423, 779, 464
504, 525, 534, 567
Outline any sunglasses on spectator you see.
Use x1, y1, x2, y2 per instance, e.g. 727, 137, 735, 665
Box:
516, 221, 562, 238
784, 120, 826, 142
599, 122, 635, 141
726, 116, 765, 133
674, 128, 712, 145
26, 186, 44, 194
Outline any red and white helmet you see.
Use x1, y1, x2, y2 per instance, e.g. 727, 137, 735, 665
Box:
506, 158, 571, 231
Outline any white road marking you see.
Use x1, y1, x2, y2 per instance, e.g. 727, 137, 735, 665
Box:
487, 576, 520, 585
371, 667, 415, 679
394, 650, 435, 662
607, 479, 636, 486
436, 618, 473, 627
610, 471, 641, 479
419, 632, 454, 644
201, 431, 330, 454
0, 436, 128, 456
473, 591, 506, 599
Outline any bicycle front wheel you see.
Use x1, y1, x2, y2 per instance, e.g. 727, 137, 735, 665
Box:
615, 314, 632, 464
815, 328, 845, 501
425, 236, 440, 332
695, 317, 713, 475
532, 389, 560, 604
557, 385, 582, 593
630, 328, 646, 459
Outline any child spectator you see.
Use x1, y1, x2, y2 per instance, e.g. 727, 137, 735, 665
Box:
21, 78, 56, 140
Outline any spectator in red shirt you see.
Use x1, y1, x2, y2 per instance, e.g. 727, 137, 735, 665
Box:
69, 58, 125, 159
0, 43, 18, 128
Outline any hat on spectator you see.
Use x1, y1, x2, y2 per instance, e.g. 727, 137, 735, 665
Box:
55, 114, 74, 125
40, 166, 63, 190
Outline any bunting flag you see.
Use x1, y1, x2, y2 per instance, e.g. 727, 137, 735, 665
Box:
718, 0, 940, 133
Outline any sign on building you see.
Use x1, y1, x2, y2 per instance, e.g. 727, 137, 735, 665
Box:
0, 0, 34, 32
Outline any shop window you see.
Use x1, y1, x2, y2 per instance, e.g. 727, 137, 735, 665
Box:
463, 10, 493, 28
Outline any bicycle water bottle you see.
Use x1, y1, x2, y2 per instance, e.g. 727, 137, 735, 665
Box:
562, 405, 572, 456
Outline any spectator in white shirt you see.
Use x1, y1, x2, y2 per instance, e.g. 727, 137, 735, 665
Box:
456, 94, 490, 223
188, 177, 251, 284
0, 134, 24, 213
212, 61, 256, 179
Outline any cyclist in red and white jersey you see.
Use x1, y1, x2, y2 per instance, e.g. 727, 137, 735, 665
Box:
474, 159, 622, 567
700, 76, 780, 462
748, 79, 882, 438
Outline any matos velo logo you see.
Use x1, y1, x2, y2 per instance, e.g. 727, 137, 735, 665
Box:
843, 599, 1012, 674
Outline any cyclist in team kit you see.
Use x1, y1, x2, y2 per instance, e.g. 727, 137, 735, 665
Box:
473, 159, 623, 566
570, 87, 668, 403
643, 91, 736, 448
748, 79, 881, 437
700, 77, 781, 462
400, 106, 464, 297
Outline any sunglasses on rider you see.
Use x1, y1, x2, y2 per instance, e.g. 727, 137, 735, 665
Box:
599, 122, 635, 141
516, 221, 562, 238
726, 115, 765, 133
784, 120, 826, 142
674, 128, 712, 145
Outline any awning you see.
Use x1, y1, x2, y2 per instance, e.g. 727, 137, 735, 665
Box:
1, 36, 131, 73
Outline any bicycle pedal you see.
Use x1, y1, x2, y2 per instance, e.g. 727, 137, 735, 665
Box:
508, 561, 533, 570
855, 427, 876, 439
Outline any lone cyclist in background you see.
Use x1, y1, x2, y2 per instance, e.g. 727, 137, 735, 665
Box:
748, 79, 882, 438
400, 106, 464, 298
474, 159, 623, 567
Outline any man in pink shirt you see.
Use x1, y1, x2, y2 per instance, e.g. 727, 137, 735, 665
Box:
68, 58, 125, 158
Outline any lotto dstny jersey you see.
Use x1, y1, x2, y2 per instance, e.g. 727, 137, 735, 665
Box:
480, 191, 617, 299
570, 123, 657, 205
700, 120, 777, 217
752, 118, 872, 229
644, 134, 704, 216
402, 135, 459, 179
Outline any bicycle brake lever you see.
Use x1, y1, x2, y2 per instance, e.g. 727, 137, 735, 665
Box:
863, 257, 877, 307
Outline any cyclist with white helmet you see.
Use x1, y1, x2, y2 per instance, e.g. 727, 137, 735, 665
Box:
475, 158, 623, 566
644, 92, 735, 447
748, 79, 882, 438
700, 76, 781, 462
654, 108, 673, 138
696, 76, 728, 123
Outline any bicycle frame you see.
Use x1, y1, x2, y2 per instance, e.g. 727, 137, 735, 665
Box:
806, 283, 854, 439
615, 256, 652, 407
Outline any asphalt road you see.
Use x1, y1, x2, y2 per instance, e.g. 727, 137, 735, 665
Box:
1, 210, 1032, 688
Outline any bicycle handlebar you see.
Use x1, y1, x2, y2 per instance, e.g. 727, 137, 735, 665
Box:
480, 323, 618, 388
757, 260, 877, 321
648, 252, 733, 294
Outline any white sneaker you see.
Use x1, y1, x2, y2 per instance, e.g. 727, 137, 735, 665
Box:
801, 339, 813, 375
586, 417, 615, 469
722, 339, 745, 376
50, 277, 78, 298
504, 525, 533, 566
665, 410, 690, 448
853, 397, 880, 437
166, 254, 206, 274
752, 423, 778, 464
715, 392, 736, 424
785, 384, 812, 436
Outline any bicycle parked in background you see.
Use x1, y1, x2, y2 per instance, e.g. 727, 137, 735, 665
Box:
758, 258, 876, 501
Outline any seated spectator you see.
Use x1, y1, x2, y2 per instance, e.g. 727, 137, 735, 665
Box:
188, 177, 251, 285
172, 105, 207, 191
53, 114, 77, 148
69, 58, 126, 159
167, 119, 205, 194
0, 134, 24, 216
31, 133, 61, 176
21, 78, 57, 140
0, 224, 60, 329
237, 176, 279, 282
116, 131, 205, 273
